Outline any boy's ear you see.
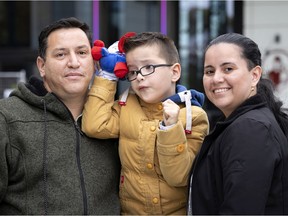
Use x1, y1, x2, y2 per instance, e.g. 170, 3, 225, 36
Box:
171, 63, 181, 82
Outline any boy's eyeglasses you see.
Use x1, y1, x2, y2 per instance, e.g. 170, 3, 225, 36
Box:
126, 64, 172, 81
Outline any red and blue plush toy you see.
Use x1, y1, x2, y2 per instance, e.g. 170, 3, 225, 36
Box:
91, 32, 136, 79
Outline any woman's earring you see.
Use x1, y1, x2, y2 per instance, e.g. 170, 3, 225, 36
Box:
251, 86, 255, 91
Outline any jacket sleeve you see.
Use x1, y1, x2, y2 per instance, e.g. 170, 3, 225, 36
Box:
82, 76, 121, 139
219, 118, 280, 214
0, 113, 8, 202
156, 106, 209, 186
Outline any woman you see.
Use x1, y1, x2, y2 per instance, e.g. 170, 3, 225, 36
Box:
188, 33, 288, 215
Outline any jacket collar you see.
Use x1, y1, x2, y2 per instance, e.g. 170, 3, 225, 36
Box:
26, 76, 48, 96
10, 76, 72, 121
225, 94, 266, 124
196, 94, 267, 162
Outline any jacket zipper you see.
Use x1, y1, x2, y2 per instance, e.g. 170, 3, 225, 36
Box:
49, 93, 88, 214
75, 122, 88, 215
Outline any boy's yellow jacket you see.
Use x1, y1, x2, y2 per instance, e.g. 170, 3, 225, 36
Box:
82, 77, 209, 215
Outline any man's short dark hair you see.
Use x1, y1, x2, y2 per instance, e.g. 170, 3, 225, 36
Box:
38, 17, 92, 59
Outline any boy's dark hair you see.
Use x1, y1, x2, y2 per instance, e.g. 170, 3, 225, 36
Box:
38, 17, 92, 60
123, 32, 180, 65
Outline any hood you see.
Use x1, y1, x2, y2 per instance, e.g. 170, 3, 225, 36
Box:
10, 76, 71, 121
164, 84, 205, 107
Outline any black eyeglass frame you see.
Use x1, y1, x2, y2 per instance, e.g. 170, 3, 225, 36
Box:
126, 64, 173, 81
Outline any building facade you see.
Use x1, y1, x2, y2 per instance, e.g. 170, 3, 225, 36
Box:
0, 0, 287, 107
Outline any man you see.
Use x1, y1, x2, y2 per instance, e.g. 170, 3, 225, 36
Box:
0, 17, 120, 215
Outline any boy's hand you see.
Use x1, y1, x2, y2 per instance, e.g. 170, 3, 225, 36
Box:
162, 99, 180, 126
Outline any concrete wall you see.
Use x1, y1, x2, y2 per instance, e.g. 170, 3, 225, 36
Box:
243, 0, 288, 107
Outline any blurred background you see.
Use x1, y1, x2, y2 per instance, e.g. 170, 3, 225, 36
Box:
0, 0, 287, 109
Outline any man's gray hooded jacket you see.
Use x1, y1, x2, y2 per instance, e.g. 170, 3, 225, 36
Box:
0, 77, 120, 215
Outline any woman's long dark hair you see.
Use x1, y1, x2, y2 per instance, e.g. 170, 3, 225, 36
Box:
206, 33, 288, 136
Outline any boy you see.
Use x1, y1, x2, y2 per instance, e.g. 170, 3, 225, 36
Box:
82, 32, 209, 215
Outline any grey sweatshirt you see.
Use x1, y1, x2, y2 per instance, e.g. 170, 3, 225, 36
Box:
0, 77, 120, 215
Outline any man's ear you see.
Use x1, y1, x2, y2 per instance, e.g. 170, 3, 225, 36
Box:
251, 65, 262, 86
171, 63, 181, 82
37, 56, 46, 78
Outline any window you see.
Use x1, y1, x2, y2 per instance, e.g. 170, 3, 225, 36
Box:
179, 0, 238, 91
0, 1, 30, 47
